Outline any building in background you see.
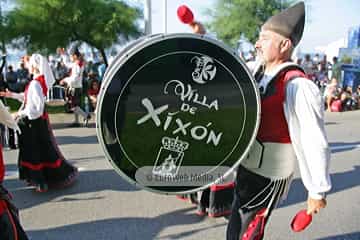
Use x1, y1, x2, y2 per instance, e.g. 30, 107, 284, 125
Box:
339, 25, 360, 91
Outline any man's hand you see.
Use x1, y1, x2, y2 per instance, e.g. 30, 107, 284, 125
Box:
307, 197, 327, 215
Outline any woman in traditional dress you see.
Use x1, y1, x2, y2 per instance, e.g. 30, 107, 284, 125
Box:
59, 47, 91, 127
0, 54, 78, 192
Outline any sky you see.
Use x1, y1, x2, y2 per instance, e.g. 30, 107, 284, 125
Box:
146, 0, 360, 54
3, 0, 360, 63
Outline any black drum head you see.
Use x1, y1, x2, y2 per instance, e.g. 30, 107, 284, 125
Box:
97, 34, 260, 194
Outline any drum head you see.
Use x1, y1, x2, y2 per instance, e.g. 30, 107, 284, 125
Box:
97, 34, 260, 194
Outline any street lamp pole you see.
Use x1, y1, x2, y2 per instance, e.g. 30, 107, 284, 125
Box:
144, 0, 152, 35
163, 0, 167, 33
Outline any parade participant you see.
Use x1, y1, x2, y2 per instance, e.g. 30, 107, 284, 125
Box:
226, 2, 331, 239
0, 54, 78, 192
59, 46, 90, 127
176, 8, 235, 218
0, 100, 29, 240
192, 20, 235, 217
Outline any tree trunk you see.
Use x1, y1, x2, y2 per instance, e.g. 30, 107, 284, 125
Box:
99, 48, 108, 67
1, 39, 5, 55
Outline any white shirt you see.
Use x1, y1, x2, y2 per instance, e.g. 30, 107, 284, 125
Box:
11, 80, 45, 120
63, 61, 83, 88
258, 63, 332, 199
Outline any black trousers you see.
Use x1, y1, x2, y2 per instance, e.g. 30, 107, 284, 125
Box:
226, 166, 275, 240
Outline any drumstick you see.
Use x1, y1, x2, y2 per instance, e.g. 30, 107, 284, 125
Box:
291, 209, 313, 232
177, 5, 194, 24
177, 5, 206, 35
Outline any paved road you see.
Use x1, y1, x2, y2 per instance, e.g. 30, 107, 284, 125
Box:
3, 110, 360, 240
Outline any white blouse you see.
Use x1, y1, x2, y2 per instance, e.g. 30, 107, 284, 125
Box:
63, 62, 83, 88
11, 80, 45, 120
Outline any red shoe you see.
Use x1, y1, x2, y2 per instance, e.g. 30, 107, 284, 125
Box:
242, 208, 267, 240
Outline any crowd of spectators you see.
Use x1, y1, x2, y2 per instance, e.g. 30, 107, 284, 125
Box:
1, 50, 360, 117
0, 49, 105, 150
0, 49, 104, 115
297, 54, 360, 112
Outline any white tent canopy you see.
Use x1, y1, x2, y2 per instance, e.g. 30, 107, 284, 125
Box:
315, 38, 347, 63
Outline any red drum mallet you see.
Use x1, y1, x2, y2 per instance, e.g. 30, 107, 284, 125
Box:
177, 5, 194, 24
291, 209, 313, 232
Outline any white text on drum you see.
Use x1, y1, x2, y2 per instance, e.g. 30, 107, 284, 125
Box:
137, 98, 223, 147
164, 80, 219, 111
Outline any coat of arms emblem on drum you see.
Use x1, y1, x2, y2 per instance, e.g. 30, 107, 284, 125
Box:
191, 56, 217, 84
152, 137, 189, 177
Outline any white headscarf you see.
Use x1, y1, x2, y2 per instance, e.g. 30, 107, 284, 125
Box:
29, 53, 56, 89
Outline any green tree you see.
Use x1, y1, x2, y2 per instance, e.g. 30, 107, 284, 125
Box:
0, 13, 8, 54
0, 0, 15, 54
206, 0, 294, 47
8, 0, 142, 66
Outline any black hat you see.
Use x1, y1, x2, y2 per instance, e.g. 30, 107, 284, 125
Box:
262, 2, 305, 46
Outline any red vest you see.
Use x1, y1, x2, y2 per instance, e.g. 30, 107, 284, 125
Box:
257, 66, 306, 143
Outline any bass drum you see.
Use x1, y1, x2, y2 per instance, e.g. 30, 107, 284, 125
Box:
96, 33, 260, 194
101, 34, 162, 87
